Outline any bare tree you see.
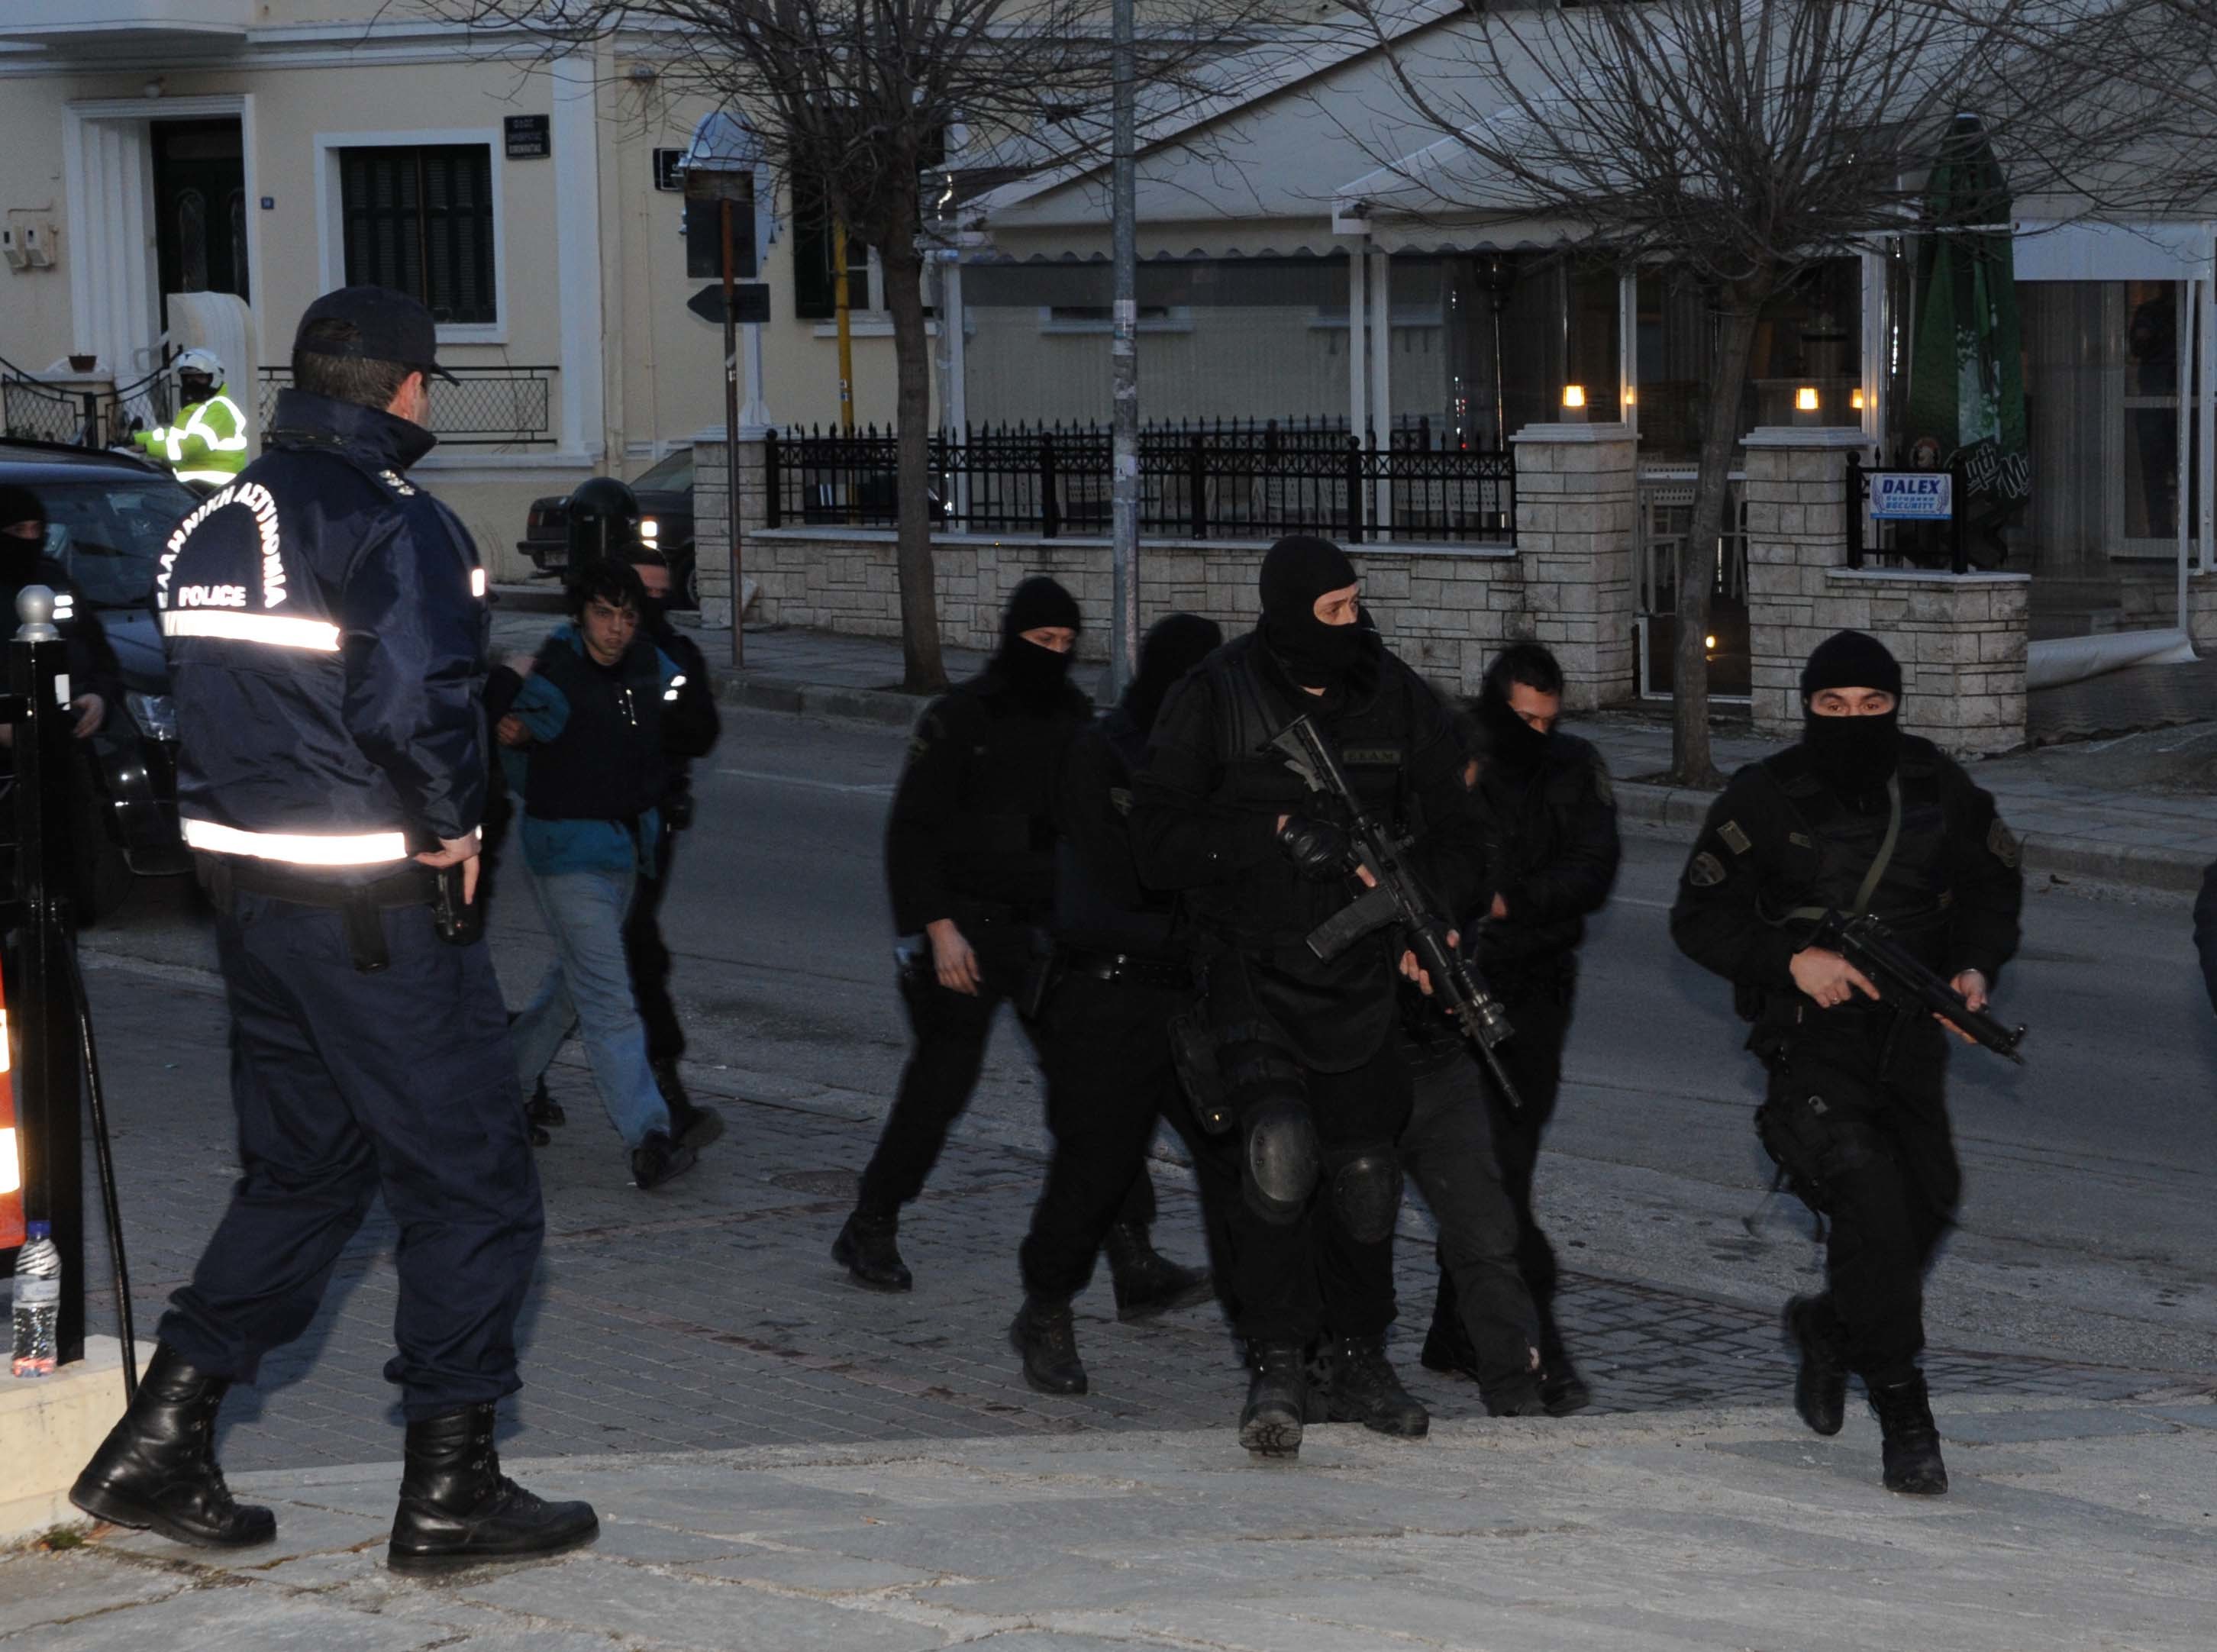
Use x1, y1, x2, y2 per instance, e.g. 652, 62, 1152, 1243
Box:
421, 0, 1284, 692
1336, 0, 2209, 785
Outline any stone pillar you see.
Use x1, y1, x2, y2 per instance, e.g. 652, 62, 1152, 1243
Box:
1743, 426, 2029, 755
1508, 421, 1638, 711
689, 428, 768, 634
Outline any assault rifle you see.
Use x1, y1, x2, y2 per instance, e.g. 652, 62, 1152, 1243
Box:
1270, 715, 1525, 1110
1808, 908, 2028, 1063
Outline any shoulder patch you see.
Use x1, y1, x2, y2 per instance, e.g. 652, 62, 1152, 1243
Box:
1986, 818, 2021, 869
379, 469, 418, 498
1688, 850, 1727, 888
1788, 831, 1812, 848
1718, 820, 1753, 856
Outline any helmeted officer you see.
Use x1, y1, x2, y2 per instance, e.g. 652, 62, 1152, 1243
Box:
134, 348, 250, 492
565, 476, 641, 582
1419, 641, 1619, 1415
1008, 613, 1234, 1395
1671, 630, 2022, 1496
72, 286, 597, 1569
1131, 535, 1489, 1456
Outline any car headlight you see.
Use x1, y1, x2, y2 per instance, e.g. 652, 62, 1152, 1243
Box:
639, 518, 660, 541
125, 690, 176, 742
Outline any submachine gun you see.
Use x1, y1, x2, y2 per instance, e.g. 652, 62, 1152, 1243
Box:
1270, 715, 1526, 1110
1807, 908, 2028, 1063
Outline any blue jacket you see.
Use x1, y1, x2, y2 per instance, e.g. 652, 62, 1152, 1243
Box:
157, 389, 489, 877
501, 622, 683, 879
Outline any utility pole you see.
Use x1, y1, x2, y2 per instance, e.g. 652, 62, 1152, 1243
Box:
833, 224, 857, 434
721, 198, 744, 669
1108, 0, 1139, 697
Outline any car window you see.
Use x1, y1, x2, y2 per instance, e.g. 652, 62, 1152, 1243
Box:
36, 479, 198, 608
633, 450, 692, 492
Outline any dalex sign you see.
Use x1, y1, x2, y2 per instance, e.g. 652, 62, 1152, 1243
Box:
1869, 471, 1954, 521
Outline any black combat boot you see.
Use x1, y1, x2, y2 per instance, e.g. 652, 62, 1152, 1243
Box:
1239, 1341, 1308, 1457
388, 1404, 599, 1570
653, 1060, 726, 1151
1008, 1295, 1089, 1395
630, 1128, 698, 1191
1102, 1221, 1213, 1321
1783, 1295, 1849, 1437
70, 1344, 276, 1548
1868, 1373, 1949, 1496
1324, 1335, 1431, 1438
832, 1207, 912, 1291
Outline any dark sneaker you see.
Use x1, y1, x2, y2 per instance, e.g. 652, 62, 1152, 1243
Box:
832, 1208, 912, 1291
1539, 1357, 1593, 1418
1008, 1296, 1089, 1395
1238, 1342, 1307, 1457
630, 1129, 698, 1190
1870, 1374, 1949, 1496
671, 1102, 726, 1153
1102, 1221, 1213, 1321
70, 1344, 276, 1549
1784, 1295, 1849, 1437
388, 1404, 599, 1571
1324, 1336, 1430, 1438
526, 1078, 566, 1130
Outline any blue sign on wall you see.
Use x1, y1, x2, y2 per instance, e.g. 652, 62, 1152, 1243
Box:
1870, 471, 1954, 521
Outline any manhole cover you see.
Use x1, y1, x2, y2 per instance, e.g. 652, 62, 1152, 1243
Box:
770, 1169, 860, 1199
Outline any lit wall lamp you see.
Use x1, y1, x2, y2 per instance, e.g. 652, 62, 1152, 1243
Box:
1793, 386, 1821, 427
1850, 387, 1867, 411
1560, 383, 1588, 424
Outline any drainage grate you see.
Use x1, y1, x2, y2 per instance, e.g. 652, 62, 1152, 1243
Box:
769, 1169, 860, 1199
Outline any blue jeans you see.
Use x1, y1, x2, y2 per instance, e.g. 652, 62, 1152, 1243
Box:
512, 863, 672, 1150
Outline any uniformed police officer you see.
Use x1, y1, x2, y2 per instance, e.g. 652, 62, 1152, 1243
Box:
1670, 630, 2022, 1496
133, 349, 250, 492
1418, 642, 1620, 1415
1008, 613, 1232, 1395
1132, 536, 1489, 1456
71, 287, 597, 1569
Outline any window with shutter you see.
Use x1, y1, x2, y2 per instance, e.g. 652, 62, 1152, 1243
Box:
340, 144, 496, 326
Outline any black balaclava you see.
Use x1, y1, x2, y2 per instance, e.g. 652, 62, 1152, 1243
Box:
1124, 612, 1224, 734
0, 486, 45, 586
1258, 534, 1361, 689
995, 575, 1083, 702
1800, 629, 1906, 799
1475, 651, 1554, 777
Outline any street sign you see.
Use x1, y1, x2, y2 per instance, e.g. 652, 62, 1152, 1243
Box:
653, 148, 686, 192
1869, 470, 1953, 521
689, 282, 770, 326
684, 167, 755, 205
504, 115, 550, 159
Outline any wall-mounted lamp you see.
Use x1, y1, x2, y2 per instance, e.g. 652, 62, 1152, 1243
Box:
1793, 386, 1820, 427
1851, 387, 1867, 411
1560, 383, 1588, 424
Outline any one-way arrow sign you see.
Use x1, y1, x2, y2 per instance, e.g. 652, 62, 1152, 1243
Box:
689, 283, 771, 326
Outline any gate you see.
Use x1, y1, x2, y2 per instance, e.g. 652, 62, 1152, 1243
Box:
1636, 466, 1749, 700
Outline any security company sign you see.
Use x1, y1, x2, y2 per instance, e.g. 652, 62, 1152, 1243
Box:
1869, 471, 1953, 521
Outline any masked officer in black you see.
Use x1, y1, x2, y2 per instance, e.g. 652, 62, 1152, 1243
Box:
839, 576, 1185, 1294
1133, 536, 1489, 1456
1418, 641, 1618, 1415
71, 287, 597, 1569
1671, 630, 2022, 1496
1008, 613, 1231, 1394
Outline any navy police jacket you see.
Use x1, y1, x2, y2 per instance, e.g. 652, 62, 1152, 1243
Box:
155, 389, 489, 876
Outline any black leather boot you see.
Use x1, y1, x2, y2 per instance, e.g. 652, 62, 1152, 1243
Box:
388, 1405, 600, 1570
1869, 1373, 1948, 1496
1008, 1295, 1089, 1395
832, 1208, 912, 1291
69, 1344, 276, 1548
1102, 1221, 1212, 1321
1238, 1341, 1307, 1457
1783, 1295, 1849, 1437
1324, 1335, 1431, 1437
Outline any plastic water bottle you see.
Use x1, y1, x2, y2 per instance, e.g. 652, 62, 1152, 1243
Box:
10, 1221, 60, 1377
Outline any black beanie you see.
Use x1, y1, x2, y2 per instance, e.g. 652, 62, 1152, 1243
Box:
1001, 575, 1082, 642
1259, 535, 1357, 622
1800, 630, 1902, 702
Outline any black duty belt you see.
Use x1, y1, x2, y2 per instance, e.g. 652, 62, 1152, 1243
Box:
1059, 948, 1191, 991
198, 853, 438, 975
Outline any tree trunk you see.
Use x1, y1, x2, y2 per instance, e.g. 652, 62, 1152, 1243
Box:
1670, 287, 1764, 789
881, 229, 947, 694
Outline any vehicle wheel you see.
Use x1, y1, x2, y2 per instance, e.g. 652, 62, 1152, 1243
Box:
70, 766, 136, 926
679, 552, 700, 611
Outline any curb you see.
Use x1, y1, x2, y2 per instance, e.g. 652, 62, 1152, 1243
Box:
715, 670, 924, 728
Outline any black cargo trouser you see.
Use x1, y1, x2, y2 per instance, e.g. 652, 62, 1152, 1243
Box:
1754, 1010, 1960, 1386
1399, 1033, 1541, 1399
1019, 968, 1238, 1304
624, 813, 684, 1065
860, 916, 1153, 1225
1476, 967, 1577, 1364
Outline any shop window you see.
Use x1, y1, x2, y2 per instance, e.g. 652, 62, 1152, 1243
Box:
340, 144, 496, 326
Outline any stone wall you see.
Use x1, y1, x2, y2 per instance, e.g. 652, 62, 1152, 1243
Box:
1509, 423, 1638, 711
1743, 428, 2030, 755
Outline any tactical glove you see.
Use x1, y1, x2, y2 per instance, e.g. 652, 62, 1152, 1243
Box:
1276, 815, 1354, 881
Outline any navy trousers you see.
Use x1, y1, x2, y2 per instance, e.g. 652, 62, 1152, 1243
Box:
160, 892, 544, 1421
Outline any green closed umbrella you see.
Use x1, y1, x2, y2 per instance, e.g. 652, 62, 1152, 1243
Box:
1905, 113, 2030, 566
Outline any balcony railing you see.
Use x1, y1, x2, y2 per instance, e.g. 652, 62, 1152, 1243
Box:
257, 364, 558, 448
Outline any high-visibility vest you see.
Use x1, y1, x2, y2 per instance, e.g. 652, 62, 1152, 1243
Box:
0, 970, 20, 1250
136, 386, 250, 489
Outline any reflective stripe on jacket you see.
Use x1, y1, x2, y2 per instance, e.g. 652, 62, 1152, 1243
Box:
137, 386, 251, 487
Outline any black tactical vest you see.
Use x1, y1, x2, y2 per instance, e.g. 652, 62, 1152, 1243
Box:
524, 636, 667, 821
1757, 739, 1954, 953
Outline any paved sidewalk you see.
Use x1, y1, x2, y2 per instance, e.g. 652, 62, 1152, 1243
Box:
550, 615, 2217, 895
10, 1397, 2215, 1651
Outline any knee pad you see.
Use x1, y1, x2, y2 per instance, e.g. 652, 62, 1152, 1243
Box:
1325, 1145, 1404, 1244
1241, 1097, 1321, 1225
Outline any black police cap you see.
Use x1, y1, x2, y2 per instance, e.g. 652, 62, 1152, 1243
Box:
293, 286, 458, 383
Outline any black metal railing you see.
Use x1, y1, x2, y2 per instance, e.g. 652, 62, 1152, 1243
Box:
1847, 453, 1971, 573
0, 355, 177, 451
257, 364, 559, 447
763, 418, 1516, 546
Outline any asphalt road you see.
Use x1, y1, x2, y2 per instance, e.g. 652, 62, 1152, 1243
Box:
89, 705, 2217, 1381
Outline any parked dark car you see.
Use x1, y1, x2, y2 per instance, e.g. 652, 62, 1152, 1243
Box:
0, 442, 195, 915
518, 448, 698, 608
